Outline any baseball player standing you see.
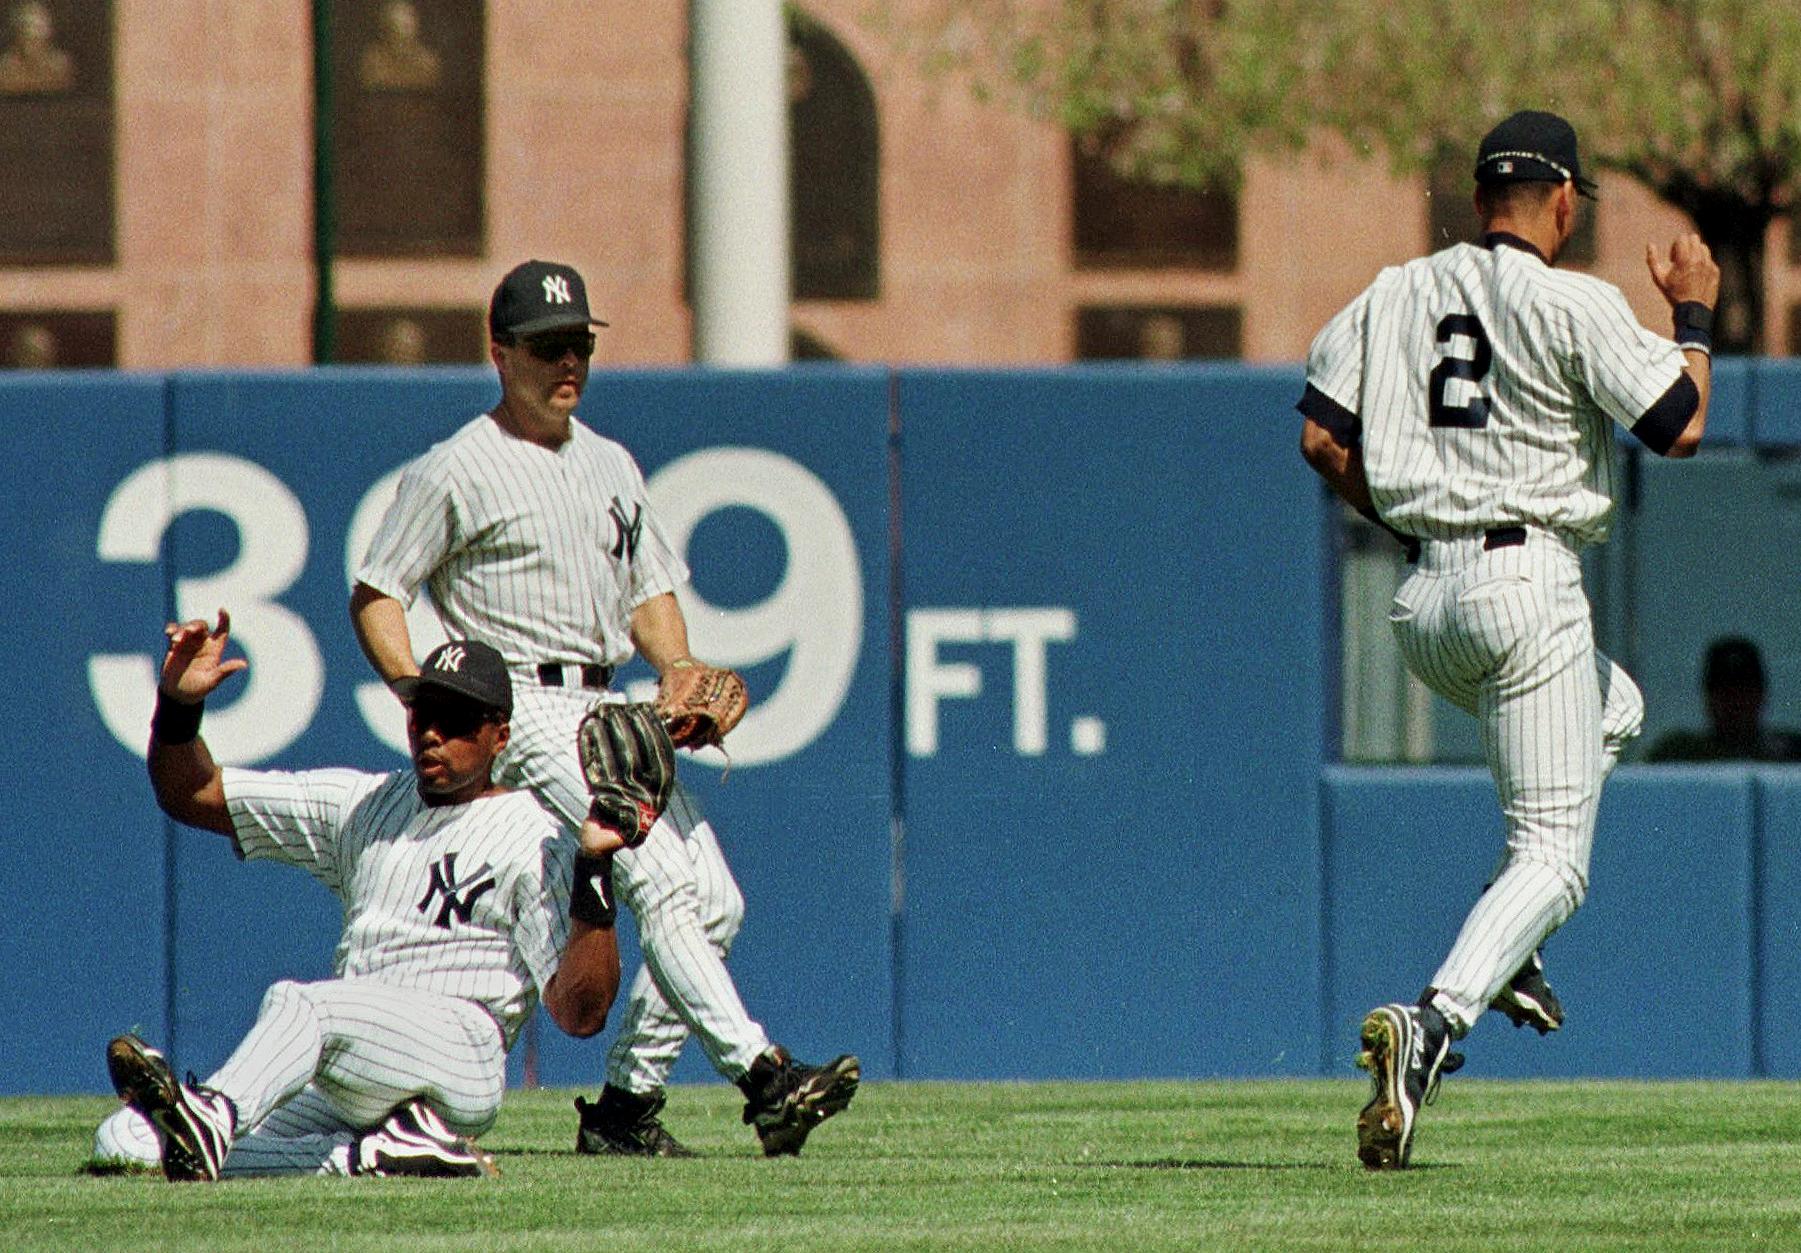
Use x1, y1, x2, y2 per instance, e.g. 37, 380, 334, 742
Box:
349, 259, 858, 1158
92, 617, 623, 1179
1298, 110, 1720, 1169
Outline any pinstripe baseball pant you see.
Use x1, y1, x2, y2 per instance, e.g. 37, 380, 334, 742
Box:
499, 685, 769, 1092
1387, 529, 1643, 1034
93, 978, 505, 1175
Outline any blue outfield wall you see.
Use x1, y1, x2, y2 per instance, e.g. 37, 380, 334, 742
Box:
4, 359, 1800, 1095
1323, 766, 1770, 1079
895, 368, 1326, 1079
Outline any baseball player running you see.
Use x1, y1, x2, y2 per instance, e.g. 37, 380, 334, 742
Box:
1298, 110, 1719, 1169
349, 259, 858, 1158
92, 617, 623, 1179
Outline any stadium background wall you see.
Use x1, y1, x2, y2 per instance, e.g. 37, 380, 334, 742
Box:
5, 361, 1800, 1095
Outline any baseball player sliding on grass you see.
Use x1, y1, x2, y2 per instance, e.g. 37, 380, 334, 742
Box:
92, 618, 628, 1180
1299, 110, 1719, 1169
350, 259, 857, 1158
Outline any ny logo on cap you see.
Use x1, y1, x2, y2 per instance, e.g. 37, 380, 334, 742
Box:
542, 275, 572, 304
433, 645, 467, 673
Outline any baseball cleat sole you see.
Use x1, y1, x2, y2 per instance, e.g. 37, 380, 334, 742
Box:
1492, 953, 1564, 1035
107, 1034, 178, 1114
1355, 1009, 1412, 1171
1493, 979, 1563, 1034
106, 1035, 232, 1182
758, 1055, 861, 1157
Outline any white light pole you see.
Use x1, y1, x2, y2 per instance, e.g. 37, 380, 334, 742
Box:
688, 0, 791, 364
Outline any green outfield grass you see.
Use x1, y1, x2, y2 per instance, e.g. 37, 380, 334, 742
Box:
8, 1079, 1801, 1250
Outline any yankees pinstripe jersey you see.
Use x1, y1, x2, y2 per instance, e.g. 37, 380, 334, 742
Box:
1302, 235, 1690, 544
356, 414, 689, 670
222, 766, 569, 1048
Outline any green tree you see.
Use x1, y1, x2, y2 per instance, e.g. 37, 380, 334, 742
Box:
883, 0, 1801, 353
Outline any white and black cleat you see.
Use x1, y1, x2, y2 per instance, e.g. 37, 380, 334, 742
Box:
106, 1034, 236, 1182
1355, 1003, 1458, 1170
352, 1100, 498, 1178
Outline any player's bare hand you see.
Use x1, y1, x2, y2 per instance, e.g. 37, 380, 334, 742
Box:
1646, 233, 1720, 309
578, 814, 628, 858
160, 609, 248, 703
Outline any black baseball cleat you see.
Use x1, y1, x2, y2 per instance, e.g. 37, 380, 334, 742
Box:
352, 1100, 498, 1178
1354, 1003, 1461, 1170
106, 1034, 237, 1182
1491, 951, 1564, 1034
738, 1045, 860, 1157
574, 1085, 696, 1158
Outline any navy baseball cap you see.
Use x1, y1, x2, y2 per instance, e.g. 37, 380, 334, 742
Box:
488, 260, 609, 339
1475, 110, 1598, 200
400, 640, 514, 716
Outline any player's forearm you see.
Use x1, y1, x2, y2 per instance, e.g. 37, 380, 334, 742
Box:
543, 920, 621, 1038
1300, 419, 1376, 513
629, 592, 695, 674
147, 724, 233, 835
350, 582, 419, 684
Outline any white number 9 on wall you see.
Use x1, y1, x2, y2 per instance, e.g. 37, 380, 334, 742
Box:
646, 448, 864, 767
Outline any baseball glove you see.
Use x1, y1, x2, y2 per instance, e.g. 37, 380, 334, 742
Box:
576, 701, 676, 849
655, 659, 749, 750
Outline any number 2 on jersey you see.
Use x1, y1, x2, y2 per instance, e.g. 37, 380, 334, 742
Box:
1428, 313, 1492, 429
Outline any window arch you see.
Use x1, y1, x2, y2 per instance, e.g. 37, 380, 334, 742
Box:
788, 8, 879, 299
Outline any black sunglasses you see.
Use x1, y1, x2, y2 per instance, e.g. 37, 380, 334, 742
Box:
514, 331, 596, 363
408, 694, 500, 739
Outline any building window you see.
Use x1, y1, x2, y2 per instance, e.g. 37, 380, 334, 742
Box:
1075, 305, 1242, 360
334, 307, 485, 364
330, 0, 484, 257
1427, 158, 1596, 264
789, 9, 879, 299
0, 0, 113, 265
0, 309, 115, 367
1071, 134, 1237, 271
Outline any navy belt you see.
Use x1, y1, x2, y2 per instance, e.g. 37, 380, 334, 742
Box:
1404, 526, 1527, 564
537, 662, 613, 689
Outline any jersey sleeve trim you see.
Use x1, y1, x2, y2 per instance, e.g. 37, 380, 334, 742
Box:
1630, 372, 1699, 456
1297, 383, 1362, 448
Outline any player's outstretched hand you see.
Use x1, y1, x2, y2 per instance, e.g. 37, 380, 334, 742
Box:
1646, 233, 1721, 310
160, 610, 248, 703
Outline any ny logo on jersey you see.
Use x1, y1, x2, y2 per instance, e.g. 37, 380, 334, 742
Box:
542, 275, 572, 305
608, 498, 643, 562
432, 645, 467, 673
416, 852, 497, 929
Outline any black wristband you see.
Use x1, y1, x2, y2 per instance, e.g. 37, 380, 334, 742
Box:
1673, 301, 1714, 352
151, 692, 205, 745
569, 853, 617, 928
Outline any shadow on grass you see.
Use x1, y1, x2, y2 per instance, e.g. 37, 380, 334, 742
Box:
1106, 1159, 1332, 1171
1107, 1158, 1453, 1172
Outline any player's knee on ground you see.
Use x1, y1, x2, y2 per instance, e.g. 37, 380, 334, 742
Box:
91, 1105, 160, 1170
